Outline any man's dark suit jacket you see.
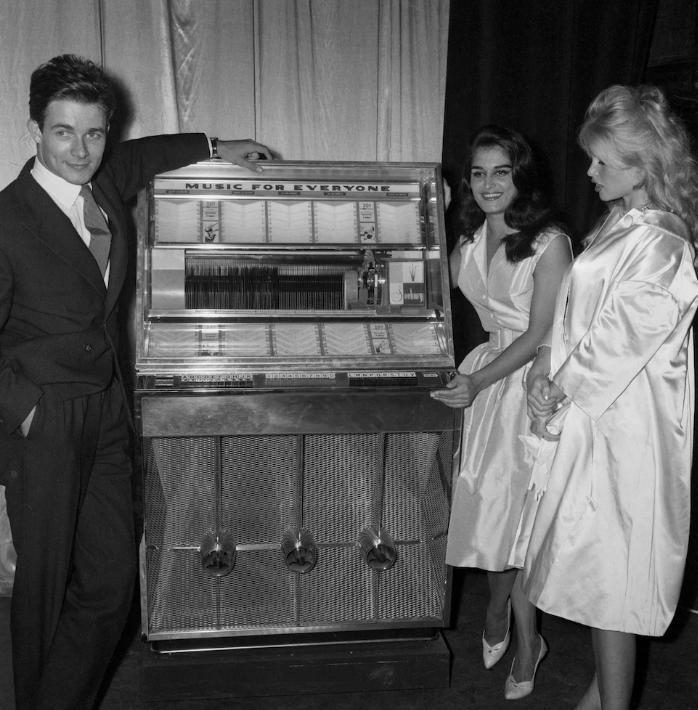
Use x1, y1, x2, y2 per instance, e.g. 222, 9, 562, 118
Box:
0, 133, 209, 441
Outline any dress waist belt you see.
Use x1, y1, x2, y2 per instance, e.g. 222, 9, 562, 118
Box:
488, 328, 521, 350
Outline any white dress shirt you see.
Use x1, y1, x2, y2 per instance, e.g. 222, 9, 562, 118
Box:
30, 159, 111, 285
29, 138, 217, 286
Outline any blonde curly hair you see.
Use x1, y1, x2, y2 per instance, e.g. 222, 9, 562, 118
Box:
578, 84, 698, 244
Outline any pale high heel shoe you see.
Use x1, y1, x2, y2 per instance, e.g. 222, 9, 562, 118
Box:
482, 599, 511, 669
504, 634, 548, 700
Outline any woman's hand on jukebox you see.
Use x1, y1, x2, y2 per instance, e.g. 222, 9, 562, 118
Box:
430, 372, 480, 409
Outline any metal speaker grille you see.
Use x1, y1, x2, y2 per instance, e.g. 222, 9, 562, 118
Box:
147, 437, 218, 546
142, 429, 453, 637
299, 546, 373, 624
144, 437, 218, 628
220, 435, 298, 544
383, 432, 448, 539
217, 550, 296, 628
303, 434, 376, 542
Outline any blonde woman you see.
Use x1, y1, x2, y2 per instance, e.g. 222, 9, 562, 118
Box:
526, 85, 698, 710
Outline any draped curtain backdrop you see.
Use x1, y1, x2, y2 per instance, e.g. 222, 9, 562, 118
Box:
0, 0, 450, 190
0, 0, 449, 593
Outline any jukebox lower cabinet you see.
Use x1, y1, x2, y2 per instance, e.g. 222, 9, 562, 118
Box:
134, 160, 459, 696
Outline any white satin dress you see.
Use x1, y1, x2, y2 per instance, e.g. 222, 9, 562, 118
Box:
446, 223, 570, 571
523, 206, 698, 635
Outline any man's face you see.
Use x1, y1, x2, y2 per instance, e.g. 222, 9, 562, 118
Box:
27, 99, 108, 185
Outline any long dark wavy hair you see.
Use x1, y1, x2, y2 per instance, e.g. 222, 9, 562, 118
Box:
457, 125, 561, 262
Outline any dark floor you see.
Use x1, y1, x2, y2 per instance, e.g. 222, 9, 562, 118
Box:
1, 569, 697, 710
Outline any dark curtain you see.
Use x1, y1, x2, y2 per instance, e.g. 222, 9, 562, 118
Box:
442, 0, 658, 238
442, 0, 657, 363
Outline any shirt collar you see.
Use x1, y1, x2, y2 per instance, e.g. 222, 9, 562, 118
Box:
30, 158, 84, 210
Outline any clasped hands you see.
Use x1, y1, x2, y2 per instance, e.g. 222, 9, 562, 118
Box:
526, 347, 566, 441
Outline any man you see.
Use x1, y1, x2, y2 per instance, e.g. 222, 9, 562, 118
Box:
0, 54, 271, 710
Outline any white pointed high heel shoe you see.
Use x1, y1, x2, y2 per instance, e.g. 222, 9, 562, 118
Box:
482, 599, 511, 669
504, 634, 548, 700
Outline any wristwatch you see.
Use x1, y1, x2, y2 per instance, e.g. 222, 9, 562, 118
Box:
210, 137, 219, 159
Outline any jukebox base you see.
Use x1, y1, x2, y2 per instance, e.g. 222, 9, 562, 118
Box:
138, 631, 451, 701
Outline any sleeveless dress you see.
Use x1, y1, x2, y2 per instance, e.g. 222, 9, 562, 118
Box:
445, 222, 569, 571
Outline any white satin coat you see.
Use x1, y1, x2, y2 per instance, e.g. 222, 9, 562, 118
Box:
523, 206, 698, 635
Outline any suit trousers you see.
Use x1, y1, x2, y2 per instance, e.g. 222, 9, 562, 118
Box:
2, 379, 135, 710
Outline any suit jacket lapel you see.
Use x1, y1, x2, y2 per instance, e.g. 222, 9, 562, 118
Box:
15, 162, 107, 299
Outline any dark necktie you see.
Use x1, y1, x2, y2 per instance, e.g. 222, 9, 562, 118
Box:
80, 185, 112, 276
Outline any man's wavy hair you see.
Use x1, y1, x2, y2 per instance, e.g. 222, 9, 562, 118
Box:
578, 84, 698, 244
29, 54, 116, 129
457, 125, 561, 263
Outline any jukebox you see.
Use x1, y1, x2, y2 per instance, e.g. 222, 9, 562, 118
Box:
134, 159, 460, 655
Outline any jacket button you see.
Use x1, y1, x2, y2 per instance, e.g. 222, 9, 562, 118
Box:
84, 344, 93, 352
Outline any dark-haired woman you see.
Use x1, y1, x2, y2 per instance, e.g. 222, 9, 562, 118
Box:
431, 125, 572, 700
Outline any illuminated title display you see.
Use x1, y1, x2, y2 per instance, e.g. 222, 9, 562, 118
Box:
186, 183, 392, 191
155, 179, 419, 198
